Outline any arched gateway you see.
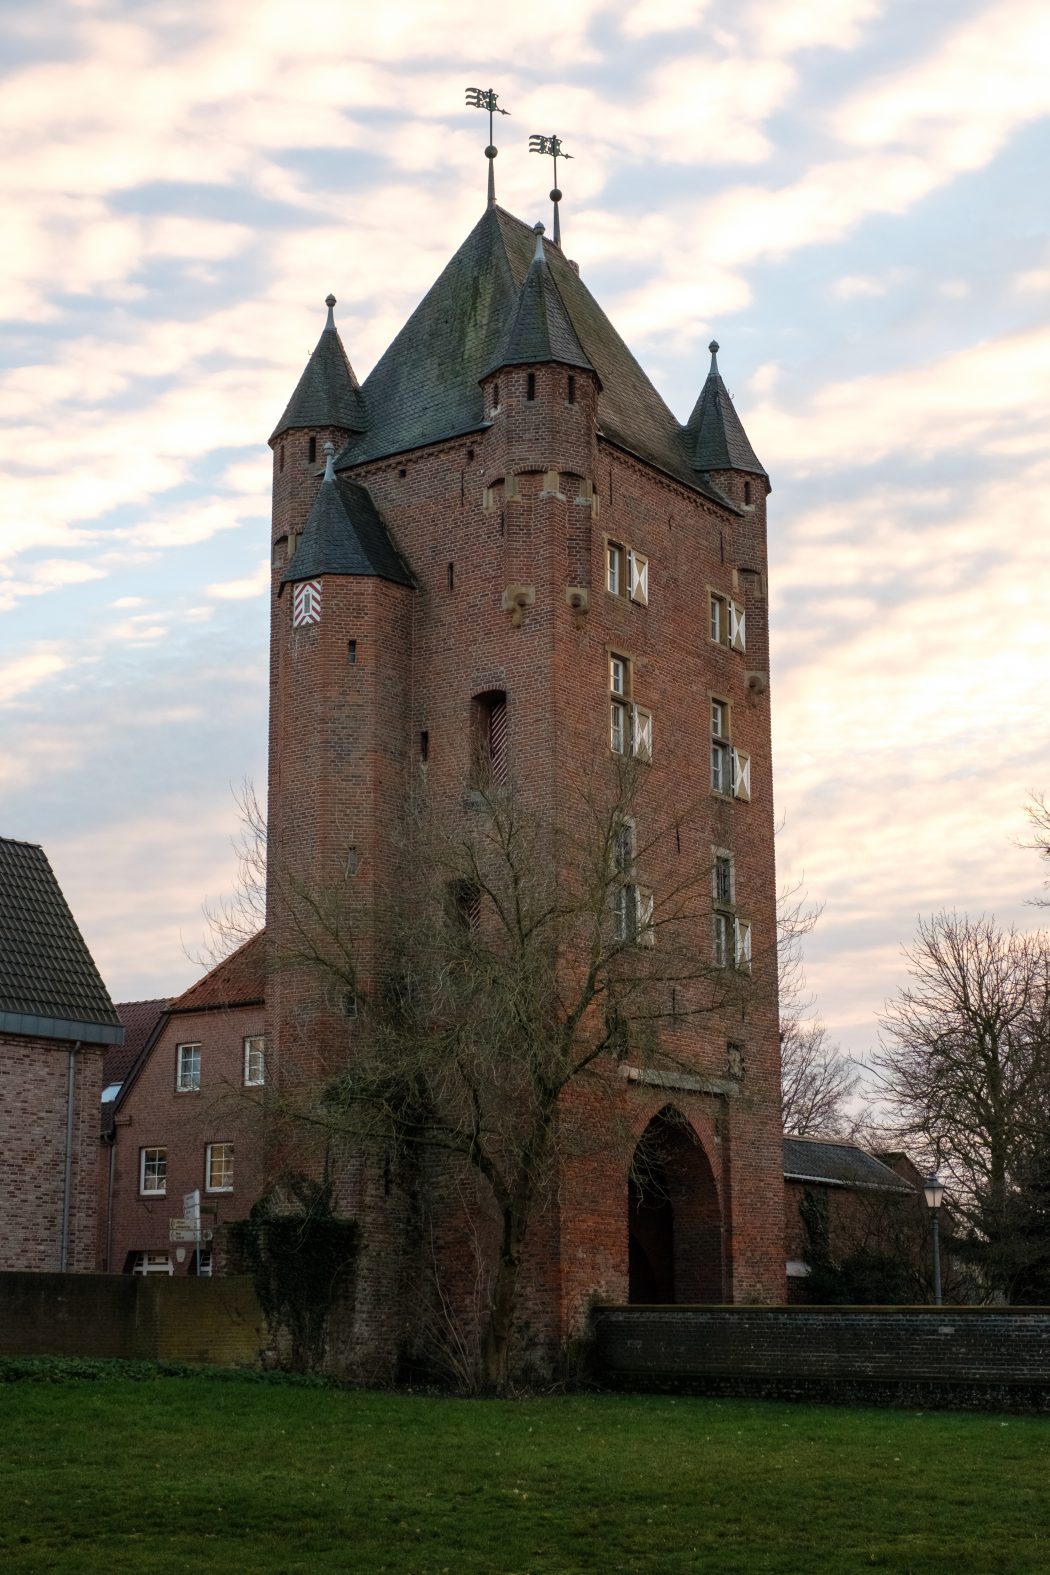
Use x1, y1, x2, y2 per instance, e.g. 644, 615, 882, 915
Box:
628, 1107, 724, 1304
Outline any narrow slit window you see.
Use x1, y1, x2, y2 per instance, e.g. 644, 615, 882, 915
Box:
473, 690, 508, 786
308, 435, 317, 463
744, 480, 752, 505
567, 375, 576, 405
347, 640, 357, 664
279, 444, 285, 473
448, 562, 455, 591
420, 730, 429, 762
526, 372, 536, 401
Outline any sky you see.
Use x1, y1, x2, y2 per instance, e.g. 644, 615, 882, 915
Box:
1, 0, 1048, 1076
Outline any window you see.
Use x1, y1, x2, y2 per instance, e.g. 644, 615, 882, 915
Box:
348, 640, 357, 663
607, 541, 649, 605
612, 820, 654, 945
526, 372, 536, 401
206, 1143, 234, 1193
606, 541, 625, 596
448, 879, 482, 932
712, 850, 743, 970
713, 914, 751, 970
176, 1043, 200, 1093
244, 1036, 266, 1087
308, 435, 317, 464
131, 1251, 172, 1276
492, 381, 500, 409
140, 1147, 167, 1196
609, 653, 629, 697
567, 375, 576, 405
609, 656, 652, 761
713, 850, 734, 907
735, 918, 752, 969
419, 729, 429, 762
710, 700, 750, 799
191, 1249, 213, 1277
744, 480, 752, 506
710, 592, 746, 652
472, 690, 508, 786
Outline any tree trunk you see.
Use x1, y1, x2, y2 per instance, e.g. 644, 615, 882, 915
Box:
479, 1203, 527, 1394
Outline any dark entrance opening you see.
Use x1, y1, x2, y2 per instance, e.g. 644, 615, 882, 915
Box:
627, 1107, 723, 1304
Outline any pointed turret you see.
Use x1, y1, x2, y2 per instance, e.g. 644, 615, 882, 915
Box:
684, 341, 767, 484
280, 444, 412, 592
270, 295, 367, 443
484, 224, 598, 381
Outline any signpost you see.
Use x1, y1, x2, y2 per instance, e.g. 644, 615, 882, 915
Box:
169, 1218, 199, 1243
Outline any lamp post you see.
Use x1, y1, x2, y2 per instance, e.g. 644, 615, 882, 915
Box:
923, 1173, 945, 1306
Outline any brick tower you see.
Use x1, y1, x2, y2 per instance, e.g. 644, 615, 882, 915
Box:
266, 201, 784, 1377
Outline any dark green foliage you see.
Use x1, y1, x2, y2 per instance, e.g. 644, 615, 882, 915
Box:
1004, 1149, 1050, 1303
226, 1175, 359, 1369
0, 1357, 331, 1387
803, 1249, 921, 1306
3, 1381, 1049, 1573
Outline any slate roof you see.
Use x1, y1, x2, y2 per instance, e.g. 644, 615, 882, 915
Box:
684, 342, 768, 478
280, 472, 413, 590
485, 227, 596, 379
106, 997, 169, 1086
0, 836, 123, 1045
335, 205, 739, 505
168, 931, 267, 1014
784, 1137, 914, 1193
270, 297, 367, 443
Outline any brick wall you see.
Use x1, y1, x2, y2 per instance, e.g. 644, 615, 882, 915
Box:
0, 1034, 102, 1273
0, 1271, 265, 1363
594, 1306, 1050, 1411
102, 1005, 266, 1274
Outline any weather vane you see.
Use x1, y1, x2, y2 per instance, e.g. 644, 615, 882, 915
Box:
465, 87, 510, 208
529, 133, 573, 248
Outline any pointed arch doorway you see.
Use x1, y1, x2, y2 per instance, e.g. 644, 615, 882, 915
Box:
628, 1107, 724, 1304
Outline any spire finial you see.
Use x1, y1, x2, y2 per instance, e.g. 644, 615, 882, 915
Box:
325, 294, 337, 330
531, 222, 546, 264
466, 87, 510, 208
323, 440, 335, 483
709, 339, 720, 374
529, 133, 573, 248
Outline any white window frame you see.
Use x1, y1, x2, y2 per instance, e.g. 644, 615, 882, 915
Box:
732, 749, 751, 802
728, 600, 746, 652
205, 1142, 234, 1194
606, 541, 625, 596
175, 1042, 201, 1093
139, 1147, 167, 1196
713, 849, 735, 906
132, 1251, 173, 1276
610, 697, 627, 755
630, 705, 653, 762
710, 591, 746, 652
627, 550, 649, 605
243, 1035, 266, 1087
713, 911, 731, 968
735, 917, 753, 970
609, 653, 629, 697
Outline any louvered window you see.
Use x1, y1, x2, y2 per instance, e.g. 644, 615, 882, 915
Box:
472, 691, 508, 786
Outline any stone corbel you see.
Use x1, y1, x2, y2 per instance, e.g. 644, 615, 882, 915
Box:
501, 584, 535, 627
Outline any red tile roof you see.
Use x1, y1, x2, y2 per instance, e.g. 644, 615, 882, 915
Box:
107, 998, 170, 1085
169, 932, 266, 1013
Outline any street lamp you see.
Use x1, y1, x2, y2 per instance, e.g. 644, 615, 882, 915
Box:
923, 1173, 945, 1306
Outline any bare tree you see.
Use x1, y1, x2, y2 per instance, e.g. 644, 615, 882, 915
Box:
1024, 792, 1050, 906
274, 759, 758, 1392
196, 779, 267, 967
876, 910, 1050, 1298
776, 879, 863, 1137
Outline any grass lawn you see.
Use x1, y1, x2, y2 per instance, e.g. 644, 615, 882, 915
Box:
1, 1368, 1048, 1574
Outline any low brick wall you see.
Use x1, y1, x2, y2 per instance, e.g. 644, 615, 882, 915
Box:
0, 1272, 266, 1365
593, 1306, 1050, 1412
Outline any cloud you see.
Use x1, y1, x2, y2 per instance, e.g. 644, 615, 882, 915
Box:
206, 560, 269, 600
0, 649, 67, 705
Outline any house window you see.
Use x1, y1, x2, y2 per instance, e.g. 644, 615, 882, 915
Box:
612, 819, 653, 945
449, 879, 482, 932
610, 701, 652, 760
713, 913, 751, 970
710, 592, 746, 651
191, 1249, 213, 1277
206, 1143, 234, 1193
140, 1147, 167, 1196
131, 1251, 173, 1276
244, 1036, 266, 1087
472, 690, 508, 786
606, 541, 625, 596
176, 1043, 201, 1093
711, 699, 748, 799
610, 652, 630, 698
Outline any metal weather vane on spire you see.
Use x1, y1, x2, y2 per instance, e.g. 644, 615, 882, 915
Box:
529, 133, 573, 248
465, 87, 510, 208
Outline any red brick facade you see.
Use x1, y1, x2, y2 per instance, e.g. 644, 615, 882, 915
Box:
262, 213, 786, 1375
0, 1034, 102, 1273
101, 947, 266, 1276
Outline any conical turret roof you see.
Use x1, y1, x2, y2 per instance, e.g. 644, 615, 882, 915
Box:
280, 452, 412, 591
484, 225, 597, 380
270, 296, 367, 444
684, 342, 767, 479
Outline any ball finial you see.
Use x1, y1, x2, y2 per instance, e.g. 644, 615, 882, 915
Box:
709, 339, 719, 355
326, 294, 337, 309
533, 222, 545, 235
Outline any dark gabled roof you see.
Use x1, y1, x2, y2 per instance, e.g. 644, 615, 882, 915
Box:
336, 205, 732, 505
684, 341, 767, 478
169, 931, 267, 1013
280, 471, 413, 591
106, 997, 170, 1086
0, 836, 122, 1045
784, 1137, 914, 1193
485, 227, 596, 379
270, 296, 367, 443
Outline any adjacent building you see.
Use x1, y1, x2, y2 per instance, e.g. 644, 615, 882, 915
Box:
0, 835, 122, 1272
